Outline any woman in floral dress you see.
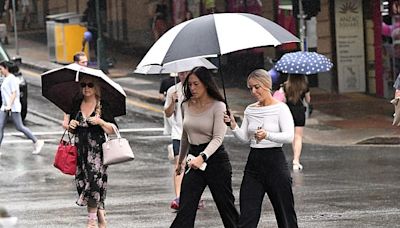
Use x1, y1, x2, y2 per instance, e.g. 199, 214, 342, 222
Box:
67, 76, 117, 228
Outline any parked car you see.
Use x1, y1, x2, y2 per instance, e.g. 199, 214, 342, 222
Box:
0, 43, 28, 120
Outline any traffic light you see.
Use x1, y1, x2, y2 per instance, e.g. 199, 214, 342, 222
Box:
292, 0, 321, 19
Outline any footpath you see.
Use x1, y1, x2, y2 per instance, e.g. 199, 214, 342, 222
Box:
6, 29, 400, 146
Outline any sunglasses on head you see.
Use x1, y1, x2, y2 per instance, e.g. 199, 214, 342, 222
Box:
80, 82, 94, 88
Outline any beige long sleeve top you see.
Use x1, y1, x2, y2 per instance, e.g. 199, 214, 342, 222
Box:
178, 100, 227, 163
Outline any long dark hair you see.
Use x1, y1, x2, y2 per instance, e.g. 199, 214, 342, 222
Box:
284, 74, 308, 103
183, 66, 224, 103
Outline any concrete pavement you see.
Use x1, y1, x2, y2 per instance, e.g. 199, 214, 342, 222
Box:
6, 29, 400, 146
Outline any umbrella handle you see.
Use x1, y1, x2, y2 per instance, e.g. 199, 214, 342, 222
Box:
225, 106, 231, 127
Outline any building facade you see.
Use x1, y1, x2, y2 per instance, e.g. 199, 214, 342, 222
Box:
25, 0, 393, 97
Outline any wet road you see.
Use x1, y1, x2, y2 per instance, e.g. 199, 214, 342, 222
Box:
0, 70, 399, 227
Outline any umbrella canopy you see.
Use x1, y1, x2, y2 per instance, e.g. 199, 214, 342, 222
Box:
137, 13, 299, 67
134, 57, 217, 75
41, 63, 127, 117
274, 51, 333, 75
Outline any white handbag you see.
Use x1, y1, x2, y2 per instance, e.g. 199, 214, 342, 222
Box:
102, 125, 134, 165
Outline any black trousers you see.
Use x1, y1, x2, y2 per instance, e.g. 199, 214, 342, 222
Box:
238, 147, 298, 228
170, 144, 239, 228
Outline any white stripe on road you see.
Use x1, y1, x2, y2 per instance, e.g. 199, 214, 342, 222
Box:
2, 131, 234, 143
3, 128, 165, 137
1, 139, 54, 144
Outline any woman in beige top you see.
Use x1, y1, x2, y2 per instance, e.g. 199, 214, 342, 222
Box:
171, 67, 239, 228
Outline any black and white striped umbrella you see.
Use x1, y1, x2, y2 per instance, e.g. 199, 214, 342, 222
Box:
137, 13, 299, 68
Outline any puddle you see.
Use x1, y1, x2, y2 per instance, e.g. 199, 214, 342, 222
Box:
356, 137, 400, 145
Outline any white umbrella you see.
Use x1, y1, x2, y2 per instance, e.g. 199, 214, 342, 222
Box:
134, 57, 217, 75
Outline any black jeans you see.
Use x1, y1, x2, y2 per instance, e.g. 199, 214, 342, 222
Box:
238, 147, 298, 228
170, 143, 239, 228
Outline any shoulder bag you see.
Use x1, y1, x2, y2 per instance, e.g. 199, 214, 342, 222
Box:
53, 130, 78, 175
102, 125, 134, 165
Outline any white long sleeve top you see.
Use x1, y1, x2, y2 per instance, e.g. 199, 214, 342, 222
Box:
232, 102, 294, 148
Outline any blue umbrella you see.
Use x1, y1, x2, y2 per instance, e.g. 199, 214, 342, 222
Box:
274, 51, 333, 75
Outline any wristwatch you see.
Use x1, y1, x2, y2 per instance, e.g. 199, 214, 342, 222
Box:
200, 152, 208, 161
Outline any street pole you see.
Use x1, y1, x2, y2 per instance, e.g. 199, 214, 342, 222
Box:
12, 0, 18, 55
95, 0, 108, 73
298, 0, 306, 51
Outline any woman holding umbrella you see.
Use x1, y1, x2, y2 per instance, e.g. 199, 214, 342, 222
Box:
224, 69, 298, 228
67, 75, 117, 228
283, 74, 311, 170
172, 66, 239, 228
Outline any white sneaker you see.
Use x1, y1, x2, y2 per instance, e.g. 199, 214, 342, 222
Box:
32, 140, 44, 154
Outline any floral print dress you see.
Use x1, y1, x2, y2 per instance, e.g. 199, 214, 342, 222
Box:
74, 111, 108, 209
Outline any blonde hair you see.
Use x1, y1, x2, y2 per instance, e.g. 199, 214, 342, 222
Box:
247, 69, 272, 90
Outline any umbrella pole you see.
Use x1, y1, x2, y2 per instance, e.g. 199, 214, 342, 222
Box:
174, 76, 177, 89
174, 75, 178, 103
218, 55, 228, 106
218, 55, 231, 126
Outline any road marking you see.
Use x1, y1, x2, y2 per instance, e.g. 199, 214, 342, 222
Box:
2, 131, 234, 142
3, 127, 165, 136
126, 99, 163, 113
1, 139, 54, 144
21, 68, 40, 77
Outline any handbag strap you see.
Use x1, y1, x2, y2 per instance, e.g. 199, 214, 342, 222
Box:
60, 129, 74, 144
104, 124, 121, 141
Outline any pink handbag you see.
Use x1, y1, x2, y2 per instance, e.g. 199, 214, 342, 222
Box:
102, 125, 134, 165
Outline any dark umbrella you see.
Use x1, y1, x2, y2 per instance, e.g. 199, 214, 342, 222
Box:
41, 63, 127, 117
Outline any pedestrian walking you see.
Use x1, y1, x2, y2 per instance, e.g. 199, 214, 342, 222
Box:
283, 74, 310, 170
21, 0, 30, 30
152, 0, 169, 40
164, 71, 186, 210
0, 61, 44, 155
159, 74, 177, 103
159, 74, 178, 137
164, 71, 205, 210
67, 75, 117, 228
224, 69, 298, 228
171, 66, 239, 228
3, 0, 17, 32
62, 52, 89, 130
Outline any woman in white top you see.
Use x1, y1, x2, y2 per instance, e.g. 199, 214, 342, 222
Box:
0, 61, 44, 155
171, 66, 239, 228
224, 69, 298, 228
